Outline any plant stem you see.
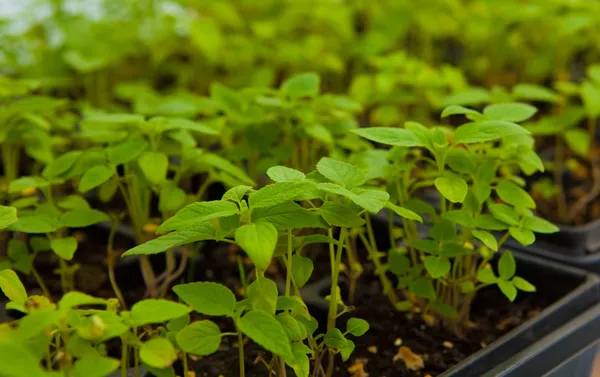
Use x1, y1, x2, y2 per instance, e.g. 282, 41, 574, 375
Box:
285, 230, 293, 297
182, 352, 189, 377
326, 227, 347, 377
121, 341, 128, 377
555, 136, 568, 221
31, 265, 50, 297
238, 330, 245, 377
108, 218, 127, 309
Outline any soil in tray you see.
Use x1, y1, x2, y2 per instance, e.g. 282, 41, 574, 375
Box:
180, 243, 581, 377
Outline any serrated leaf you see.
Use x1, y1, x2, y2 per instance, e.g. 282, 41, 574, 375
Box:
435, 175, 468, 203
158, 201, 238, 233
483, 103, 538, 122
351, 127, 425, 147
139, 151, 168, 185
319, 202, 365, 228
176, 320, 221, 356
235, 222, 278, 270
277, 313, 305, 341
173, 282, 236, 317
130, 300, 191, 326
267, 166, 305, 182
140, 337, 177, 369
222, 185, 253, 203
316, 157, 366, 189
247, 277, 278, 315
238, 310, 293, 359
50, 237, 78, 260
79, 165, 114, 193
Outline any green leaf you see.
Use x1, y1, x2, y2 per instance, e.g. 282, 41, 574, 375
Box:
512, 277, 536, 292
424, 256, 451, 279
461, 281, 475, 294
475, 214, 510, 230
123, 225, 215, 256
442, 210, 473, 228
139, 151, 168, 185
8, 215, 60, 233
249, 181, 315, 209
581, 82, 600, 118
290, 342, 311, 377
79, 165, 114, 193
7, 240, 32, 274
483, 103, 538, 122
106, 138, 149, 165
513, 84, 562, 103
9, 197, 38, 209
202, 152, 255, 186
498, 251, 516, 280
276, 313, 305, 341
339, 339, 355, 362
435, 175, 468, 203
522, 216, 559, 234
388, 250, 411, 275
42, 151, 82, 180
157, 201, 239, 233
349, 188, 389, 213
306, 123, 333, 145
488, 203, 520, 226
164, 118, 219, 136
61, 209, 110, 228
176, 320, 221, 356
281, 73, 320, 99
159, 183, 186, 213
130, 300, 191, 326
497, 280, 517, 301
446, 148, 476, 174
291, 255, 313, 288
564, 129, 591, 157
9, 176, 50, 193
58, 195, 90, 211
454, 121, 530, 144
351, 127, 424, 147
442, 88, 490, 106
324, 328, 348, 349
0, 206, 17, 229
0, 341, 48, 377
346, 318, 369, 337
252, 202, 326, 231
140, 337, 177, 369
58, 292, 106, 311
409, 278, 436, 300
247, 277, 278, 315
441, 105, 480, 118
319, 202, 365, 228
440, 243, 469, 257
167, 315, 190, 332
509, 227, 535, 246
386, 203, 422, 223
472, 230, 498, 251
238, 310, 294, 359
72, 356, 120, 377
430, 300, 458, 319
235, 222, 278, 270
172, 282, 236, 317
477, 267, 498, 284
50, 237, 78, 261
267, 166, 305, 182
496, 180, 535, 209
316, 157, 366, 189
222, 185, 252, 203
0, 269, 27, 303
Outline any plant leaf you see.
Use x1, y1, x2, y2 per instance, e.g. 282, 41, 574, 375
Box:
454, 121, 530, 144
435, 175, 468, 203
50, 237, 78, 260
235, 222, 278, 270
247, 277, 278, 315
324, 328, 348, 349
106, 138, 149, 165
477, 267, 497, 284
267, 166, 305, 182
42, 151, 82, 180
79, 165, 114, 193
172, 282, 236, 317
0, 206, 18, 229
176, 320, 222, 356
522, 215, 559, 234
496, 180, 535, 209
471, 230, 498, 251
281, 73, 320, 99
346, 318, 369, 337
351, 127, 424, 147
316, 157, 366, 189
564, 129, 591, 157
386, 203, 423, 223
72, 356, 120, 377
498, 251, 516, 280
140, 337, 177, 369
61, 209, 110, 228
512, 277, 536, 292
291, 255, 314, 288
130, 300, 191, 326
122, 225, 216, 256
252, 202, 327, 231
238, 310, 294, 359
319, 201, 365, 228
497, 280, 517, 302
138, 151, 168, 185
157, 201, 238, 233
509, 227, 535, 246
0, 269, 27, 303
483, 103, 538, 122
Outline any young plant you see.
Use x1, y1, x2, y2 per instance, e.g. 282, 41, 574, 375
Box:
353, 103, 558, 331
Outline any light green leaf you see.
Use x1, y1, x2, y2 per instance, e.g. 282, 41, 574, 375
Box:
513, 84, 562, 103
252, 202, 326, 231
351, 127, 424, 147
130, 299, 191, 326
477, 267, 498, 284
409, 278, 436, 300
509, 227, 535, 246
159, 183, 186, 213
276, 313, 305, 341
522, 216, 559, 234
72, 356, 120, 377
488, 203, 520, 226
176, 320, 221, 356
386, 203, 423, 223
42, 151, 82, 180
235, 222, 278, 270
79, 165, 114, 193
290, 342, 311, 377
442, 88, 490, 106
165, 118, 219, 136
435, 175, 468, 203
222, 185, 252, 203
61, 209, 110, 228
497, 280, 517, 301
454, 121, 530, 144
291, 255, 313, 288
50, 237, 78, 260
471, 230, 498, 251
512, 277, 536, 292
324, 328, 348, 349
564, 129, 591, 157
8, 176, 49, 193
346, 318, 369, 337
249, 181, 315, 209
441, 105, 481, 118
157, 201, 238, 233
57, 195, 90, 211
340, 339, 355, 362
0, 269, 27, 303
0, 341, 48, 377
281, 73, 320, 99
247, 277, 278, 315
238, 310, 294, 359
139, 151, 168, 185
306, 124, 333, 145
496, 180, 535, 209
316, 157, 366, 189
581, 82, 600, 118
7, 239, 32, 274
424, 256, 451, 279
319, 202, 365, 228
167, 315, 190, 332
8, 215, 60, 233
172, 282, 236, 317
267, 166, 305, 182
140, 337, 177, 369
58, 292, 106, 311
483, 103, 538, 122
0, 206, 18, 229
123, 226, 216, 256
446, 148, 476, 174
498, 251, 516, 280
106, 138, 149, 165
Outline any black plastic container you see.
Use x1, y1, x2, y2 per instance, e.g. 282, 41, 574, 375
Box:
535, 218, 600, 256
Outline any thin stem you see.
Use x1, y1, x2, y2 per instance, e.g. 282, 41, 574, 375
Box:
31, 265, 50, 297
183, 352, 189, 377
285, 230, 293, 297
326, 227, 347, 377
238, 330, 245, 377
108, 217, 127, 309
555, 137, 568, 221
121, 341, 128, 377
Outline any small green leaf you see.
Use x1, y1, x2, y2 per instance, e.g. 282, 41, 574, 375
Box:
159, 183, 186, 213
483, 103, 538, 122
267, 166, 305, 182
252, 202, 326, 231
106, 138, 149, 165
9, 176, 50, 193
50, 237, 78, 261
7, 240, 32, 274
281, 73, 320, 99
316, 157, 366, 189
249, 181, 315, 209
441, 105, 481, 118
454, 121, 530, 144
446, 148, 476, 174
319, 202, 365, 228
442, 88, 490, 106
513, 84, 562, 103
238, 310, 294, 359
472, 230, 498, 251
167, 315, 190, 332
290, 342, 311, 377
247, 277, 278, 315
276, 313, 305, 341
140, 337, 177, 369
509, 227, 535, 246
139, 151, 168, 185
424, 256, 451, 278
58, 195, 90, 211
61, 209, 110, 228
123, 226, 216, 256
409, 278, 436, 300
461, 281, 475, 293
235, 221, 278, 270
497, 280, 517, 301
496, 181, 535, 209
488, 203, 520, 226
0, 342, 48, 377
512, 277, 536, 292
176, 320, 221, 356
0, 269, 27, 303
222, 185, 252, 203
442, 210, 473, 228
9, 215, 60, 233
58, 292, 106, 310
172, 282, 236, 317
475, 214, 510, 230
388, 250, 411, 275
581, 82, 600, 118
158, 201, 238, 233
386, 203, 423, 223
130, 299, 191, 326
324, 328, 348, 349
435, 175, 468, 203
0, 206, 18, 229
42, 151, 82, 180
498, 251, 516, 280
339, 339, 355, 362
522, 216, 559, 234
346, 318, 369, 337
72, 356, 120, 377
477, 267, 498, 284
291, 255, 313, 288
564, 129, 591, 157
351, 127, 424, 147
79, 165, 114, 193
